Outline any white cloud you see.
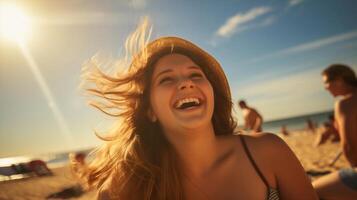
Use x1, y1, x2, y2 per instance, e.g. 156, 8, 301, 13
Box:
247, 30, 357, 64
216, 6, 272, 38
288, 0, 305, 7
259, 16, 276, 27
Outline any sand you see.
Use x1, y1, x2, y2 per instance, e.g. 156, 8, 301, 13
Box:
0, 166, 96, 200
280, 129, 348, 177
0, 129, 349, 199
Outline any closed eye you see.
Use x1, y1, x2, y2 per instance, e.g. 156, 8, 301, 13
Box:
159, 77, 174, 84
189, 72, 204, 80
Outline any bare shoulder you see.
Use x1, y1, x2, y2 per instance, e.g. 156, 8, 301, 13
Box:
218, 133, 292, 158
219, 133, 291, 165
228, 134, 317, 199
239, 132, 288, 152
337, 93, 357, 109
237, 133, 301, 171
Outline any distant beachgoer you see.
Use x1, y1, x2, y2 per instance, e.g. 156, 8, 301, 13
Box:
238, 100, 263, 134
72, 152, 86, 165
306, 118, 316, 134
313, 64, 357, 199
47, 152, 89, 199
11, 163, 32, 174
69, 152, 88, 181
78, 18, 317, 199
3, 160, 51, 179
327, 114, 340, 142
281, 125, 290, 136
314, 114, 339, 147
27, 160, 52, 176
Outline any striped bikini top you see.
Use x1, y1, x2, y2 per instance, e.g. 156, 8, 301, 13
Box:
239, 136, 280, 200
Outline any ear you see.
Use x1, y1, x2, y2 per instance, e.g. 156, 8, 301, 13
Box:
147, 108, 157, 122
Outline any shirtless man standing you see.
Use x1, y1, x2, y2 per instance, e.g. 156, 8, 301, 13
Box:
238, 100, 263, 133
313, 64, 357, 200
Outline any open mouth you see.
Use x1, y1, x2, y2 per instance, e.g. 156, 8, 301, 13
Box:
175, 97, 201, 110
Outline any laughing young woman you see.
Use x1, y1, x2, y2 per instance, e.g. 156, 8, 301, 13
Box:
79, 19, 317, 200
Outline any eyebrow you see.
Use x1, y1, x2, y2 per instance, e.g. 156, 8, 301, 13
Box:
155, 66, 201, 79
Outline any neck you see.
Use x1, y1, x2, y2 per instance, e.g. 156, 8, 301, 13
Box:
164, 124, 220, 178
340, 85, 357, 97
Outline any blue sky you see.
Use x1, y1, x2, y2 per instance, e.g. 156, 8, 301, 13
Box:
1, 0, 357, 157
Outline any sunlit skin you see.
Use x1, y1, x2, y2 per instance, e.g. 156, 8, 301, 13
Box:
314, 70, 357, 199
238, 102, 263, 133
149, 53, 215, 138
0, 4, 31, 43
147, 53, 318, 199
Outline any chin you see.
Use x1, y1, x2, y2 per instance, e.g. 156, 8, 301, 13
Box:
329, 91, 337, 97
178, 119, 211, 130
331, 92, 342, 97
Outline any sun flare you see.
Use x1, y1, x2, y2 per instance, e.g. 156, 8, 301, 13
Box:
0, 4, 31, 43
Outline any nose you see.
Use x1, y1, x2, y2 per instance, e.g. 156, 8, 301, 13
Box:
178, 78, 195, 90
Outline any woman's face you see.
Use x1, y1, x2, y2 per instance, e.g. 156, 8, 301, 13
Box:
322, 74, 342, 97
149, 53, 214, 134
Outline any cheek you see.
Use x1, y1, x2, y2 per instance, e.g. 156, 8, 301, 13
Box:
209, 85, 214, 103
150, 87, 172, 114
203, 82, 215, 107
324, 84, 330, 90
329, 83, 337, 91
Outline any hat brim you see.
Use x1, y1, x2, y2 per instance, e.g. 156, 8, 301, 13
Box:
132, 36, 231, 99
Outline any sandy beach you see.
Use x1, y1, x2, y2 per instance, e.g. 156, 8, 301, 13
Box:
0, 129, 349, 200
281, 129, 348, 179
0, 166, 96, 200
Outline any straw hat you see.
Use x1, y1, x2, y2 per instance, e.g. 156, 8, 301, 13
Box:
132, 36, 231, 99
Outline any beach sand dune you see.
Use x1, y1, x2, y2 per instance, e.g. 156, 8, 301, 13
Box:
0, 130, 349, 199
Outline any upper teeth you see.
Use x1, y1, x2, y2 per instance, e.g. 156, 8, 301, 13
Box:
176, 98, 200, 108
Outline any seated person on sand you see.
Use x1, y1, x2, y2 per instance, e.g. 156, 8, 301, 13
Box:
313, 64, 357, 199
46, 153, 89, 199
281, 125, 290, 136
1, 160, 52, 180
11, 160, 52, 177
69, 152, 88, 178
238, 100, 263, 134
326, 114, 340, 142
314, 114, 340, 147
10, 163, 32, 175
306, 118, 317, 134
27, 160, 53, 176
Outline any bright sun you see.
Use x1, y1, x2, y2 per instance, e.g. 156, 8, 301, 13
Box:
0, 4, 31, 43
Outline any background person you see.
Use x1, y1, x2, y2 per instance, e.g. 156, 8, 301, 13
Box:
313, 64, 357, 199
238, 100, 263, 134
306, 118, 317, 134
314, 114, 339, 147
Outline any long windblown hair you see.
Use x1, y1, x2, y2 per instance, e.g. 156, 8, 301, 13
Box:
78, 18, 236, 200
